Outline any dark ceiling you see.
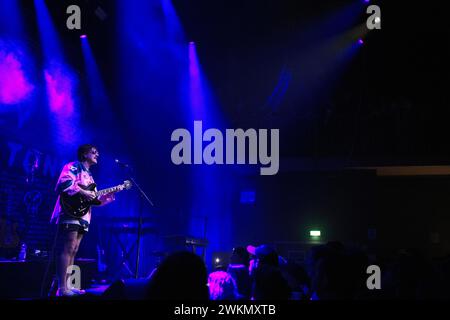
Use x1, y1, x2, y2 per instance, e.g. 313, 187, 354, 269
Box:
14, 0, 450, 164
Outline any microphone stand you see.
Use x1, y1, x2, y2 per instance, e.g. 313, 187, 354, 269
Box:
118, 164, 154, 279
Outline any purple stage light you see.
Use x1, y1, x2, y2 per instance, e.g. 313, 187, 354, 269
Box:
80, 34, 87, 39
44, 65, 75, 115
358, 38, 364, 45
44, 64, 78, 145
0, 46, 34, 104
188, 42, 201, 81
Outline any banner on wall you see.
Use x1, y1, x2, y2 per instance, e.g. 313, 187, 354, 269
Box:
0, 139, 65, 256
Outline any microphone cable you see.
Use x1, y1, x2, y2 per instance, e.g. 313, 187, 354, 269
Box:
40, 222, 60, 298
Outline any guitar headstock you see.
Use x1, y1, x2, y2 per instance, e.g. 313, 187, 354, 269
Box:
123, 180, 133, 190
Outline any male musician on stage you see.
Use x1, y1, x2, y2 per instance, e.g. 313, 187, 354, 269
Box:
51, 144, 116, 297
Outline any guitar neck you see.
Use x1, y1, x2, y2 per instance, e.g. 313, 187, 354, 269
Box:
96, 185, 122, 197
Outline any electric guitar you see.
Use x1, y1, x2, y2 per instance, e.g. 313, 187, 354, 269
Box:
60, 180, 132, 218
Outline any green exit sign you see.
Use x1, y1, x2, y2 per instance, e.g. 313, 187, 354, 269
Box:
310, 230, 321, 237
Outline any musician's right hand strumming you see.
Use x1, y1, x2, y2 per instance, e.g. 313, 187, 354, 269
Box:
80, 189, 96, 201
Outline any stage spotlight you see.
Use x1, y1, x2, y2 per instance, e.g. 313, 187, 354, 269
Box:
212, 252, 230, 271
358, 38, 364, 45
189, 41, 195, 45
80, 34, 87, 39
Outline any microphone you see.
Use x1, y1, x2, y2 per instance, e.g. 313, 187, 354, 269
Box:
114, 159, 130, 168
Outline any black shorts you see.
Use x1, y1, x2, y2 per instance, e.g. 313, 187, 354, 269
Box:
58, 213, 89, 235
59, 223, 88, 235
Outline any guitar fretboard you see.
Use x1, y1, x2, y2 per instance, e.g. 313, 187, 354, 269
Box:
96, 185, 122, 197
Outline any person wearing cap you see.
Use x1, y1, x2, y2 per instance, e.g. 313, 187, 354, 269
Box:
247, 244, 279, 274
246, 244, 291, 300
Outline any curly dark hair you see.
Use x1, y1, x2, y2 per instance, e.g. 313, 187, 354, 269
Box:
77, 144, 97, 162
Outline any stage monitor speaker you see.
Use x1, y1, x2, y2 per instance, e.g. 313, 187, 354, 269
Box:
102, 278, 149, 300
0, 259, 96, 299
